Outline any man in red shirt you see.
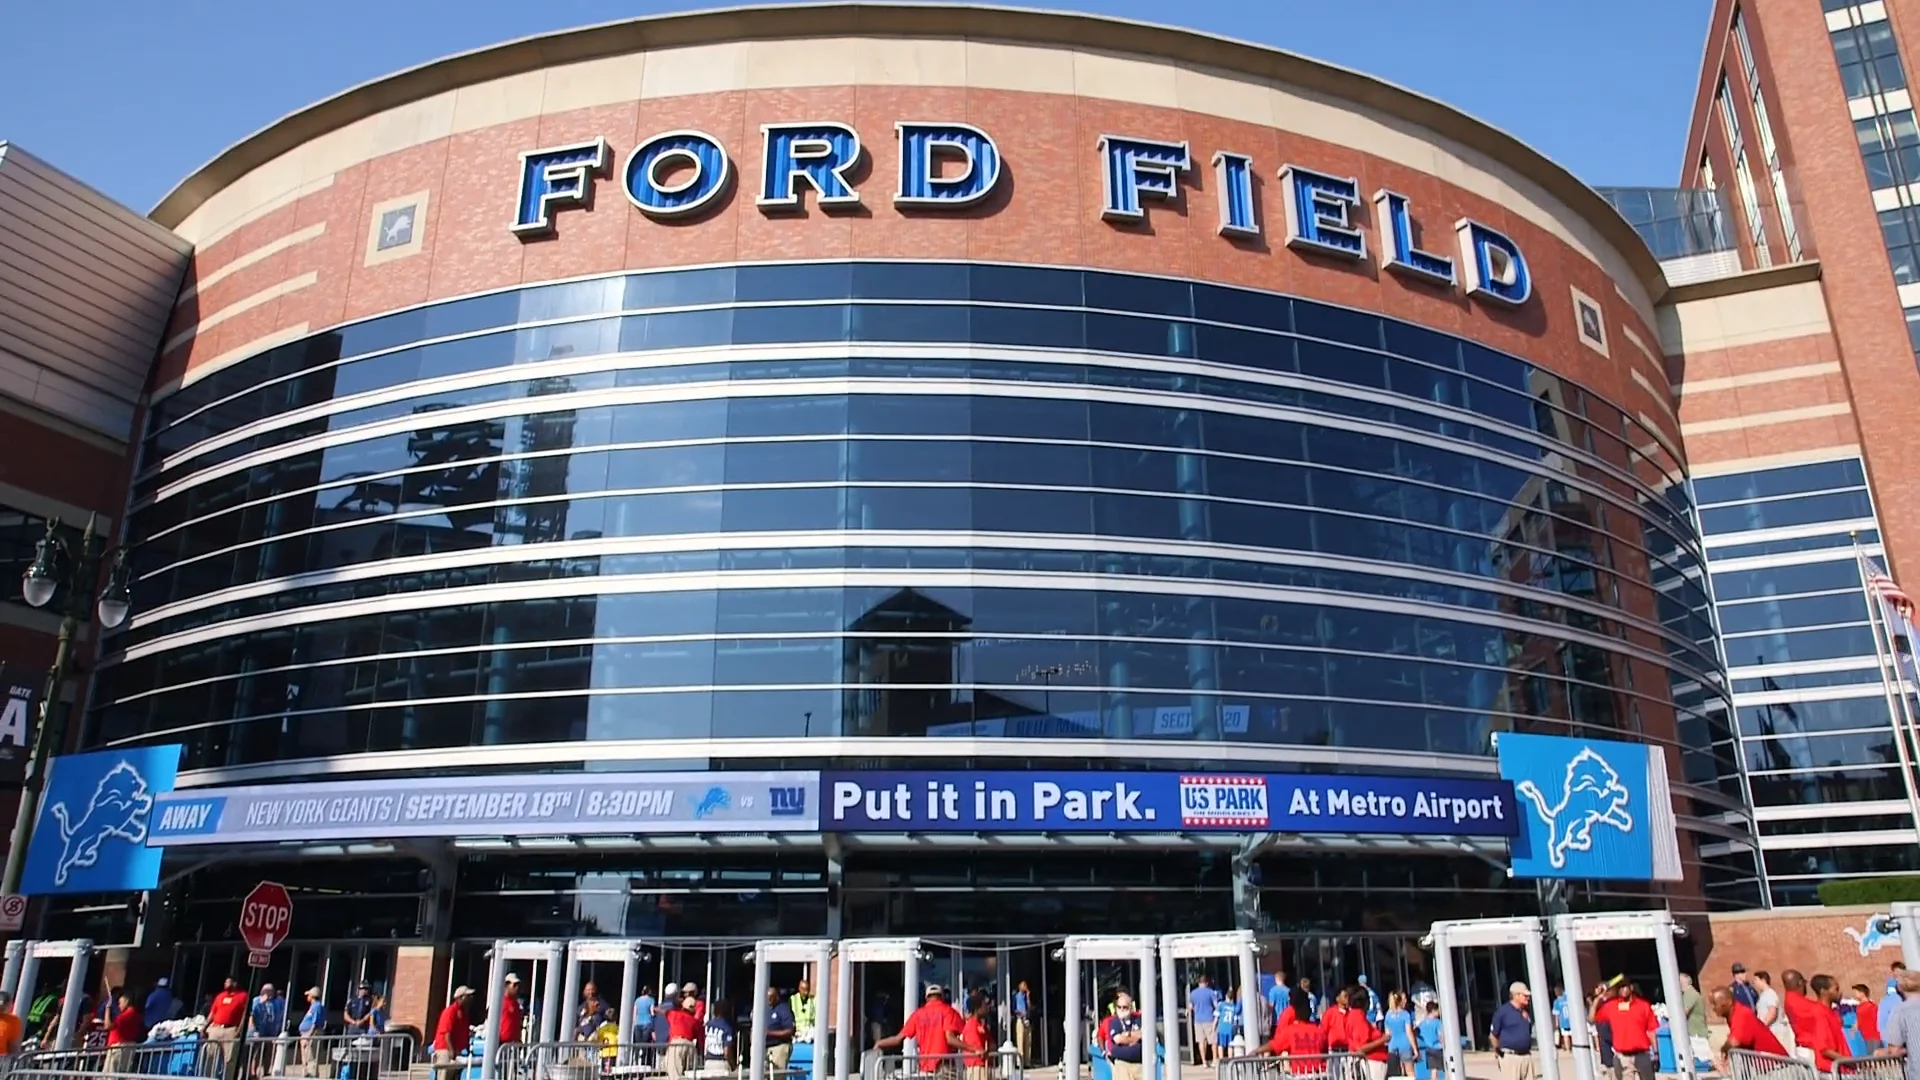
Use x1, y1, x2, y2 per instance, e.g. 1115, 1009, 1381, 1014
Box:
1808, 976, 1850, 1072
959, 994, 992, 1080
1268, 1005, 1328, 1075
1596, 982, 1657, 1080
1712, 987, 1787, 1062
1782, 971, 1826, 1062
105, 991, 144, 1074
666, 993, 701, 1078
1342, 988, 1391, 1080
877, 984, 964, 1077
432, 985, 473, 1080
207, 977, 248, 1076
498, 973, 524, 1046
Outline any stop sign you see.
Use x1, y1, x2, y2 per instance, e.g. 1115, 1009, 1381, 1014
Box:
239, 881, 292, 952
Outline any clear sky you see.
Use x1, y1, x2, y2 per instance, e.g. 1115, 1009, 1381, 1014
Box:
1, 0, 1711, 214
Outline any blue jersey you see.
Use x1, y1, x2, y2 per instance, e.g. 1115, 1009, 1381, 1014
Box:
1217, 1000, 1239, 1046
1416, 1017, 1443, 1051
1385, 1009, 1414, 1053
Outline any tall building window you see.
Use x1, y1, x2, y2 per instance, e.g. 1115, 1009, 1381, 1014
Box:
1856, 110, 1920, 189
1718, 77, 1773, 267
1881, 207, 1920, 283
1733, 11, 1802, 260
1832, 19, 1907, 99
1695, 456, 1918, 907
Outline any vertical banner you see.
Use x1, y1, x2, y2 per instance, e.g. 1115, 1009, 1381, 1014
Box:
0, 673, 38, 786
1496, 733, 1682, 881
21, 745, 182, 895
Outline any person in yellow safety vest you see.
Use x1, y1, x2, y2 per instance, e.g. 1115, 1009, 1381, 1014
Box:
793, 980, 818, 1043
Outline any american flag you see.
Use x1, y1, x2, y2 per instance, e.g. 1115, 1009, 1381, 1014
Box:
1861, 553, 1916, 621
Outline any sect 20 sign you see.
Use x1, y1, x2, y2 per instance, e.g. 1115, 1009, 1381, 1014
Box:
511, 121, 1534, 310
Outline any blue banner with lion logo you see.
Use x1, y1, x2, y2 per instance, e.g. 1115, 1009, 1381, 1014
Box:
22, 745, 181, 895
1496, 733, 1682, 882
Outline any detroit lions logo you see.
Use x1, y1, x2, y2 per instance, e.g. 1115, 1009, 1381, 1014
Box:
694, 786, 731, 819
1515, 747, 1633, 869
48, 762, 153, 887
1845, 915, 1899, 956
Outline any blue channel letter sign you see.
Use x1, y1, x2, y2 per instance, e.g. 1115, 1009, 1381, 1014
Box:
21, 745, 181, 896
1496, 733, 1683, 882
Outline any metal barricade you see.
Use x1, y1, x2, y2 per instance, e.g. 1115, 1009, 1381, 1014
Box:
259, 1031, 416, 1078
1217, 1052, 1362, 1080
860, 1049, 1023, 1080
14, 1039, 214, 1077
1727, 1050, 1820, 1080
1833, 1057, 1908, 1080
500, 1041, 658, 1080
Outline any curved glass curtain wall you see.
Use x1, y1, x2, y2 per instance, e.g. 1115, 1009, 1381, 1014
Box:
92, 261, 1734, 798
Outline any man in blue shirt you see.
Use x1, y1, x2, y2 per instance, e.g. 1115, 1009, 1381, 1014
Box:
1190, 975, 1221, 1066
144, 979, 177, 1024
1358, 976, 1383, 1024
1489, 983, 1536, 1080
251, 984, 286, 1039
1884, 964, 1908, 1050
1012, 981, 1032, 1065
1108, 993, 1144, 1080
1266, 977, 1292, 1037
764, 987, 796, 1075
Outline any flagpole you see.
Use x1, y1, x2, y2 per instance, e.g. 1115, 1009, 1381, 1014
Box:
1856, 537, 1920, 844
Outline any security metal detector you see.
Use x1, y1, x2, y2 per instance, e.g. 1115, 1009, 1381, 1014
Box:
1061, 935, 1157, 1080
751, 939, 834, 1080
833, 937, 923, 1080
1891, 901, 1920, 968
481, 939, 565, 1080
1424, 918, 1560, 1080
0, 938, 91, 1050
1550, 911, 1694, 1080
565, 940, 649, 1055
1158, 931, 1261, 1060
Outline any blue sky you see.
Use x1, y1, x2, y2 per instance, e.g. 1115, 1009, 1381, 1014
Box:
2, 1, 1710, 213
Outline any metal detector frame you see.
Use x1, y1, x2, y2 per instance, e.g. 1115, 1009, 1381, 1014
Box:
750, 938, 834, 1080
0, 938, 91, 1051
833, 937, 922, 1080
481, 938, 565, 1079
1061, 934, 1158, 1080
1549, 911, 1695, 1080
1424, 918, 1560, 1080
1158, 931, 1261, 1060
565, 939, 650, 1055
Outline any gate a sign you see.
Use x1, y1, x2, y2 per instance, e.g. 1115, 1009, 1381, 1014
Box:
0, 679, 38, 786
240, 881, 291, 967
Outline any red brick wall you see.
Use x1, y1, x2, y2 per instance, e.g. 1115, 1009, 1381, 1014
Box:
155, 86, 1676, 456
1702, 906, 1906, 997
1741, 2, 1920, 584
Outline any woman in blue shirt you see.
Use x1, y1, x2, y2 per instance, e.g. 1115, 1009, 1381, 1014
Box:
1414, 1002, 1443, 1080
1383, 992, 1415, 1077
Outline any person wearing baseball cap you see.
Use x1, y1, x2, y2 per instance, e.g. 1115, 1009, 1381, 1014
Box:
875, 983, 963, 1078
433, 986, 474, 1080
499, 972, 525, 1046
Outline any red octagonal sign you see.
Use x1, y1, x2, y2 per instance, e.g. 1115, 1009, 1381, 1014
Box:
239, 881, 292, 953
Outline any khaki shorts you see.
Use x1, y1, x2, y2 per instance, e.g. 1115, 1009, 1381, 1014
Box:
1111, 1059, 1141, 1080
1197, 1022, 1218, 1045
432, 1048, 462, 1080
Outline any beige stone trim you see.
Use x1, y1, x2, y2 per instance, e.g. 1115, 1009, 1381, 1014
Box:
1677, 362, 1842, 396
177, 223, 327, 306
1688, 444, 1861, 477
1656, 278, 1830, 355
150, 4, 1663, 317
1680, 403, 1852, 437
163, 273, 319, 355
184, 174, 335, 255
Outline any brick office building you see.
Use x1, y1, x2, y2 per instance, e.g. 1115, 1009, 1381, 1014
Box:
1645, 0, 1920, 905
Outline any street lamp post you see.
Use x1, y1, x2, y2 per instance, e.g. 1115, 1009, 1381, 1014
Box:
0, 515, 132, 898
